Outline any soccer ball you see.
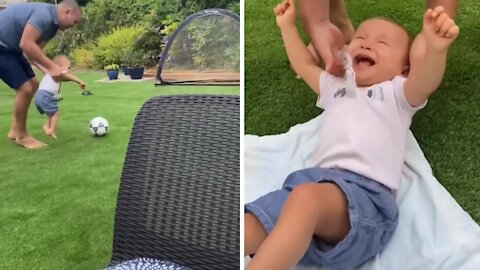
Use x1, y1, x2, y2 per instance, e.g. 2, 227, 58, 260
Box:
89, 117, 109, 136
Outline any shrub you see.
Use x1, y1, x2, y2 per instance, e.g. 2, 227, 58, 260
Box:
122, 51, 150, 67
71, 48, 95, 69
92, 26, 144, 68
43, 37, 61, 59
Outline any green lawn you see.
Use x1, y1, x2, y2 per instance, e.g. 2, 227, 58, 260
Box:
245, 0, 480, 223
0, 71, 239, 270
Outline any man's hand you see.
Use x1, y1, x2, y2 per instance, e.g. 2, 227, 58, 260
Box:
423, 6, 459, 52
79, 82, 86, 89
48, 64, 66, 81
310, 21, 345, 77
274, 0, 296, 28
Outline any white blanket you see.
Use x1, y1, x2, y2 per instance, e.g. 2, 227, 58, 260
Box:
245, 115, 480, 270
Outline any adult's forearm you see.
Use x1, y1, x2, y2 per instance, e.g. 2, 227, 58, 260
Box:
32, 61, 48, 74
329, 0, 351, 32
20, 41, 55, 70
299, 0, 330, 36
426, 0, 457, 18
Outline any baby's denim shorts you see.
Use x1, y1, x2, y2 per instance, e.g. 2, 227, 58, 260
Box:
34, 90, 58, 115
245, 167, 399, 269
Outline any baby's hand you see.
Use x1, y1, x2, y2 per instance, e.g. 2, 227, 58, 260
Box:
274, 0, 296, 29
423, 6, 459, 52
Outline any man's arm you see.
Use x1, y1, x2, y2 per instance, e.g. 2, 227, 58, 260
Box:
426, 0, 457, 18
404, 7, 459, 107
31, 61, 49, 74
299, 0, 330, 36
20, 24, 64, 80
20, 25, 56, 70
28, 41, 49, 74
276, 0, 323, 94
299, 0, 347, 76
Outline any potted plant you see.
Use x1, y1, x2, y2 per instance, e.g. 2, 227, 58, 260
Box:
120, 54, 131, 75
127, 51, 148, 80
104, 64, 120, 80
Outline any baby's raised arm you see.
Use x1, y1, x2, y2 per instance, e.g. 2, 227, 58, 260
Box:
62, 73, 86, 89
404, 6, 459, 107
275, 0, 324, 95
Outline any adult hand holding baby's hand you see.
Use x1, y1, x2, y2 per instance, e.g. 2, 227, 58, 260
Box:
48, 64, 65, 81
274, 0, 296, 29
316, 23, 345, 77
423, 6, 459, 52
274, 0, 345, 77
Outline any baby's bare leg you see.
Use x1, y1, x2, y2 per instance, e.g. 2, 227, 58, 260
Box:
44, 112, 58, 139
43, 117, 51, 135
49, 112, 59, 139
247, 183, 350, 270
245, 213, 268, 256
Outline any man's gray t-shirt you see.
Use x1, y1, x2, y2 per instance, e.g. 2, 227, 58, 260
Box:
0, 3, 59, 53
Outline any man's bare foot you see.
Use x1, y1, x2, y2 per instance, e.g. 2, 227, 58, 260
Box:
15, 135, 47, 149
7, 131, 16, 140
50, 132, 57, 140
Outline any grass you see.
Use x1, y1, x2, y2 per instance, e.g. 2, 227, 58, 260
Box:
0, 71, 239, 270
245, 0, 480, 224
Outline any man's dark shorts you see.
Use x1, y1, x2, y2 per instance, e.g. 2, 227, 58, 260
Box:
0, 46, 35, 90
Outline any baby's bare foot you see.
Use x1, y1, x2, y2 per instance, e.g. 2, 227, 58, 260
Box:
15, 135, 47, 149
43, 125, 57, 140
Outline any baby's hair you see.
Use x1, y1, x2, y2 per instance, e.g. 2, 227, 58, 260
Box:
368, 17, 414, 47
53, 55, 71, 65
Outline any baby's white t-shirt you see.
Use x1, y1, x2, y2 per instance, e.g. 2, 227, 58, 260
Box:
38, 74, 60, 94
314, 72, 426, 190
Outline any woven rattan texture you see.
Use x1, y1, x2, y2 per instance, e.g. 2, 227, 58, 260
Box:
111, 95, 240, 270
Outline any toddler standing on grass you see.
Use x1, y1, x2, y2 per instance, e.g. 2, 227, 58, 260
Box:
34, 55, 86, 140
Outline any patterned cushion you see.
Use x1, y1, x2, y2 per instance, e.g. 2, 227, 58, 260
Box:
106, 258, 192, 270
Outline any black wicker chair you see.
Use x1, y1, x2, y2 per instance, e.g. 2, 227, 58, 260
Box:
109, 95, 240, 270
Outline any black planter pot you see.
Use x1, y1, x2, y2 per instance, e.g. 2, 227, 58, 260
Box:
129, 67, 144, 80
121, 65, 131, 75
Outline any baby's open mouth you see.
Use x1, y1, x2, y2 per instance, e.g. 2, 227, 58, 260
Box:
354, 54, 375, 67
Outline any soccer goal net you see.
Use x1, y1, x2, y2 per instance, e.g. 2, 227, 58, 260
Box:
156, 9, 240, 86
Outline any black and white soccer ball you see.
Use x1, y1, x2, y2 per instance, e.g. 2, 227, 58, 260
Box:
89, 117, 109, 136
